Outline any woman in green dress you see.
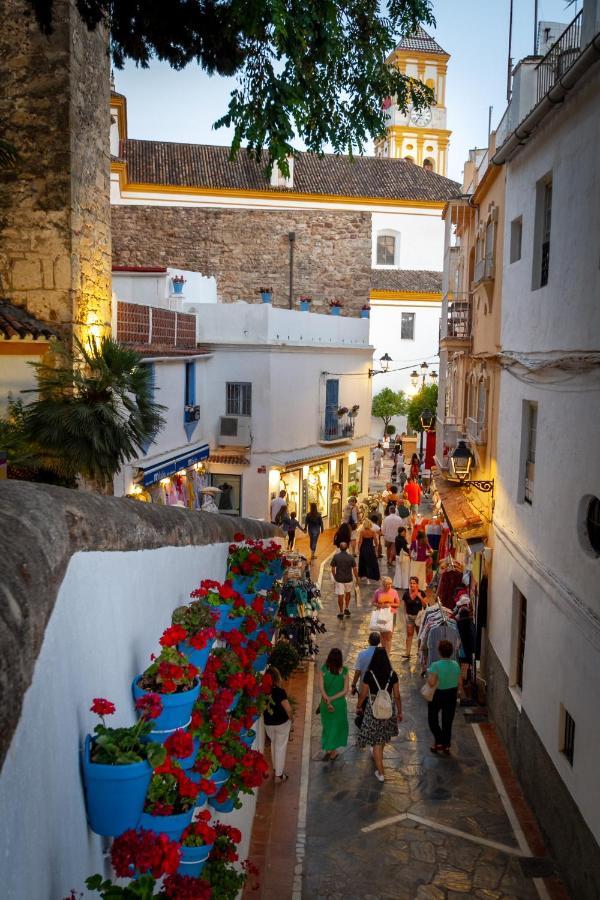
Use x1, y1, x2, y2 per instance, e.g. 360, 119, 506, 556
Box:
317, 647, 349, 760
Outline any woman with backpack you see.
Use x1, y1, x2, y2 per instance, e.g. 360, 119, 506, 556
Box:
356, 647, 403, 782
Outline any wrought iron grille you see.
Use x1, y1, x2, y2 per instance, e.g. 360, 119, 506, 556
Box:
536, 11, 582, 103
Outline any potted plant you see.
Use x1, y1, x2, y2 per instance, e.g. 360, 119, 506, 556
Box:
190, 578, 247, 632
329, 299, 343, 316
177, 810, 217, 877
171, 274, 186, 295
349, 404, 360, 417
258, 286, 273, 303
163, 727, 198, 772
132, 647, 200, 733
82, 697, 166, 837
171, 602, 218, 672
204, 830, 258, 899
337, 406, 349, 417
85, 827, 181, 896
298, 295, 312, 311
195, 645, 246, 715
269, 639, 300, 679
360, 303, 371, 319
139, 757, 201, 840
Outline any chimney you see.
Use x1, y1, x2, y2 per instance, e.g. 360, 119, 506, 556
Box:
270, 157, 294, 189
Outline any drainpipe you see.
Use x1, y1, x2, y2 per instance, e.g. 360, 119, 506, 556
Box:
493, 32, 600, 165
288, 232, 295, 309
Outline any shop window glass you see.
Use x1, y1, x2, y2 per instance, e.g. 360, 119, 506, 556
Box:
348, 458, 363, 495
210, 473, 242, 516
306, 463, 329, 517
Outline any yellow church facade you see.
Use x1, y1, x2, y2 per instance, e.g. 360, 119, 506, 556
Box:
375, 26, 451, 177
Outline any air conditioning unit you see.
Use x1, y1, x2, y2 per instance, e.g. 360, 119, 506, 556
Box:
185, 404, 201, 422
219, 416, 251, 447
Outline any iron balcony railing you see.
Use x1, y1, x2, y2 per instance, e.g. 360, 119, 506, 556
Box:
320, 413, 355, 443
474, 256, 495, 284
536, 11, 583, 102
444, 293, 472, 341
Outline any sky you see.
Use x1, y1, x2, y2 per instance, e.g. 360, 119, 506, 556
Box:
115, 0, 578, 183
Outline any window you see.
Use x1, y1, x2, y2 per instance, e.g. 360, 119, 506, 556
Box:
510, 217, 522, 263
515, 590, 527, 690
185, 362, 195, 407
560, 707, 575, 767
210, 473, 242, 516
401, 312, 415, 340
522, 401, 537, 504
532, 174, 552, 289
376, 234, 396, 266
477, 380, 487, 433
226, 382, 252, 416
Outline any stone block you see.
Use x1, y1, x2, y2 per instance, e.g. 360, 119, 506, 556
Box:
11, 258, 42, 290
53, 256, 72, 291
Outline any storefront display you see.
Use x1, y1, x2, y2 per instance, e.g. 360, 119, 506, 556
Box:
306, 463, 329, 517
348, 457, 363, 495
210, 473, 242, 516
280, 470, 301, 517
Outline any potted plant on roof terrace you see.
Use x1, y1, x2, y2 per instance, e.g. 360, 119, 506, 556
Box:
329, 299, 343, 316
171, 274, 186, 295
259, 286, 273, 303
361, 303, 371, 319
298, 295, 312, 311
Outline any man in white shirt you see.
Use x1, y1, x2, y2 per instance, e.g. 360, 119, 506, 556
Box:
382, 506, 403, 565
270, 490, 287, 524
351, 632, 381, 694
372, 443, 384, 478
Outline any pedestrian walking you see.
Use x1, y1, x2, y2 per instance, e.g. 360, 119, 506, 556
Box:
357, 518, 380, 583
351, 632, 381, 695
263, 666, 294, 782
331, 542, 358, 619
304, 502, 324, 560
426, 640, 461, 755
401, 576, 426, 658
356, 647, 403, 782
286, 511, 305, 549
409, 453, 421, 480
372, 442, 384, 478
409, 531, 433, 587
368, 513, 383, 558
404, 476, 422, 524
371, 575, 401, 654
384, 483, 400, 515
382, 505, 403, 565
270, 489, 287, 524
393, 526, 411, 592
318, 648, 349, 760
333, 521, 352, 548
398, 465, 408, 489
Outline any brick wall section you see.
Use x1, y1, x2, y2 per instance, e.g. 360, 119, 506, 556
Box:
117, 301, 197, 349
112, 206, 372, 315
0, 0, 111, 340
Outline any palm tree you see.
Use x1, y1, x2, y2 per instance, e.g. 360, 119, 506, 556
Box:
0, 138, 19, 168
22, 336, 165, 490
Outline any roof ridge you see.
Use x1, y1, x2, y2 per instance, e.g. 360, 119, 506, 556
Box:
395, 24, 448, 56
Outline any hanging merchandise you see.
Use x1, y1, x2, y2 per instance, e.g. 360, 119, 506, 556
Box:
278, 551, 326, 659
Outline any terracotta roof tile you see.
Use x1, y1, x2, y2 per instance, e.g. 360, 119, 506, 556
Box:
208, 454, 249, 466
119, 139, 461, 203
395, 26, 448, 56
0, 300, 56, 341
371, 269, 442, 293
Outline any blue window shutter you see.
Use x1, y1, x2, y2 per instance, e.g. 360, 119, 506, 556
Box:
184, 361, 198, 440
325, 378, 339, 437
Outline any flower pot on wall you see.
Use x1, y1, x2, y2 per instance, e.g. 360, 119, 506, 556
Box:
299, 301, 311, 311
260, 291, 272, 303
139, 808, 194, 842
360, 310, 370, 319
82, 735, 152, 837
172, 281, 184, 295
208, 794, 236, 813
256, 571, 277, 591
211, 602, 246, 633
177, 639, 214, 674
132, 677, 200, 731
177, 843, 213, 878
253, 652, 270, 673
330, 307, 341, 316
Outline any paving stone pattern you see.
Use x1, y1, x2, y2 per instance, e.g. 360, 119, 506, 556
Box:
303, 493, 540, 899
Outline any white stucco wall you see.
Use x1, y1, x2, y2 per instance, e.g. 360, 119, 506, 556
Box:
0, 541, 263, 900
371, 210, 445, 271
369, 300, 440, 401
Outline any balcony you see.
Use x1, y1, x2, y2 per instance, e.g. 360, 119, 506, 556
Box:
474, 255, 494, 285
536, 11, 582, 103
442, 293, 472, 345
320, 412, 356, 444
466, 416, 487, 445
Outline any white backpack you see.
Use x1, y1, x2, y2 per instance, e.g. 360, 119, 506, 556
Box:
370, 671, 393, 719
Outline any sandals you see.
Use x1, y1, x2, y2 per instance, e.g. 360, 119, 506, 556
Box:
275, 773, 289, 782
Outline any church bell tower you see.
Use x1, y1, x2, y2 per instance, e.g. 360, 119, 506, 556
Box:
375, 26, 451, 177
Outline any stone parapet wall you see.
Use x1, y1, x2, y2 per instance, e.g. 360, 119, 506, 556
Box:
0, 0, 111, 340
112, 205, 372, 314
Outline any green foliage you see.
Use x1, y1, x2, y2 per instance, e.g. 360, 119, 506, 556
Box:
371, 387, 408, 434
90, 724, 166, 768
0, 138, 19, 168
385, 424, 396, 435
172, 601, 215, 634
407, 383, 438, 432
20, 336, 165, 489
28, 0, 435, 173
269, 639, 300, 680
203, 858, 246, 900
85, 873, 158, 899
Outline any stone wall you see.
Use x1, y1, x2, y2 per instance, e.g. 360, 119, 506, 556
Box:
486, 641, 600, 900
0, 0, 111, 340
112, 206, 372, 314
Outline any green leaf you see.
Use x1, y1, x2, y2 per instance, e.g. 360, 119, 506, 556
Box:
146, 742, 167, 769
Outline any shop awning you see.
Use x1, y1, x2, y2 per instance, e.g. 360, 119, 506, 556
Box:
431, 470, 488, 541
276, 435, 378, 471
139, 443, 210, 486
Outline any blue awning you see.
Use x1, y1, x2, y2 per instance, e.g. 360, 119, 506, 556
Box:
141, 443, 210, 486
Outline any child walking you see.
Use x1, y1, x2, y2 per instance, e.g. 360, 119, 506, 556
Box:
286, 511, 305, 549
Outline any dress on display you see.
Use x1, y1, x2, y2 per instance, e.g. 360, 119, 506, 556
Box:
358, 536, 380, 581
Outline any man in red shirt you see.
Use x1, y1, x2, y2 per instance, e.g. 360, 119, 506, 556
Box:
404, 477, 422, 523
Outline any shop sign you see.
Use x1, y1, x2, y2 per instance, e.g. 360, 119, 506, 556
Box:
142, 444, 210, 486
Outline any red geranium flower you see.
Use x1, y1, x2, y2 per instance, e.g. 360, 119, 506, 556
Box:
90, 698, 115, 717
111, 828, 181, 879
135, 692, 163, 720
164, 729, 195, 760
160, 624, 188, 647
233, 532, 245, 541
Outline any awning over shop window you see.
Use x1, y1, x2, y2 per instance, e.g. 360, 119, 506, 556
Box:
431, 469, 488, 541
277, 435, 378, 471
140, 443, 210, 486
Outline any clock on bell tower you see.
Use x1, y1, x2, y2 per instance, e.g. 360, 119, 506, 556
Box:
375, 26, 451, 177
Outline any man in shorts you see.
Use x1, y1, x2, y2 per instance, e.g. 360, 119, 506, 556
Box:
401, 576, 426, 658
331, 541, 358, 620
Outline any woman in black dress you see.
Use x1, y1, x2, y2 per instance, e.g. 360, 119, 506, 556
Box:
357, 519, 380, 582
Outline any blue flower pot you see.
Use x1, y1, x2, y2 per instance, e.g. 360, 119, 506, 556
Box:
210, 766, 230, 788
230, 574, 258, 596
172, 281, 184, 295
253, 652, 270, 672
256, 571, 276, 591
179, 738, 200, 772
360, 309, 370, 319
208, 602, 245, 633
264, 622, 276, 640
82, 735, 152, 837
270, 559, 284, 578
260, 291, 272, 303
208, 795, 236, 813
225, 691, 242, 714
139, 808, 194, 842
177, 843, 213, 877
240, 728, 256, 747
178, 639, 214, 675
299, 301, 311, 311
132, 677, 200, 731
330, 306, 341, 316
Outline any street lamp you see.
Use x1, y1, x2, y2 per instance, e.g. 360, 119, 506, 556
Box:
449, 440, 474, 482
419, 407, 434, 463
369, 352, 392, 377
410, 369, 420, 389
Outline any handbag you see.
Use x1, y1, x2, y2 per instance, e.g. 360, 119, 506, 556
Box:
420, 681, 436, 702
369, 606, 394, 632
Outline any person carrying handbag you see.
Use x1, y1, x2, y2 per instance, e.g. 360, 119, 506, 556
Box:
356, 648, 403, 782
370, 576, 400, 654
426, 639, 460, 755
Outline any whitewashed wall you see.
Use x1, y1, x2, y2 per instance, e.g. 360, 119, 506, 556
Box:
371, 210, 445, 271
369, 299, 440, 400
0, 542, 259, 899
